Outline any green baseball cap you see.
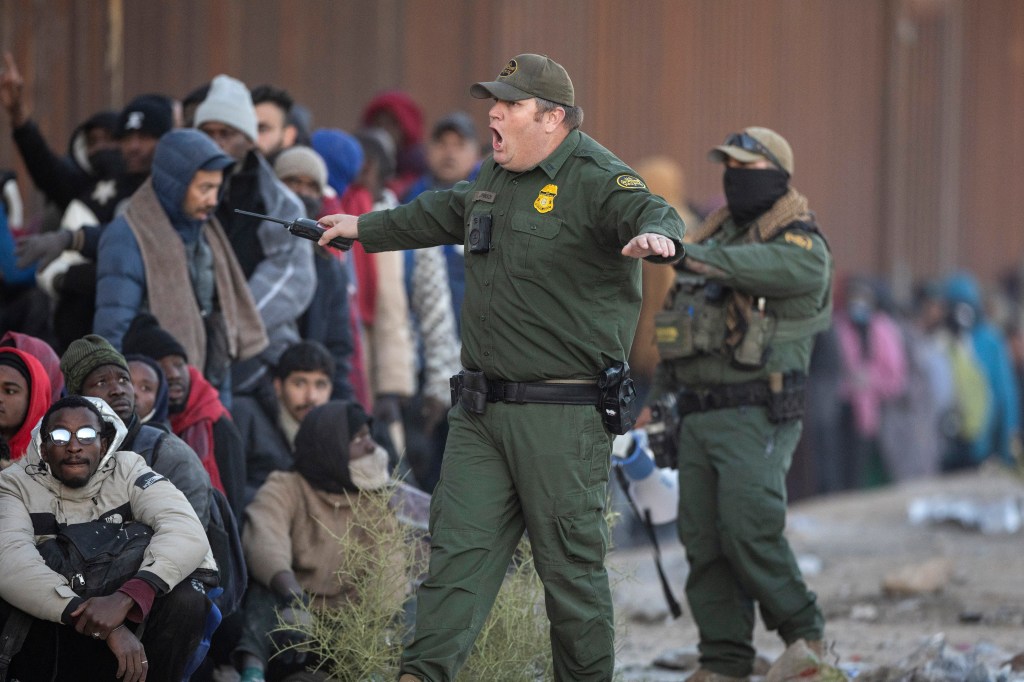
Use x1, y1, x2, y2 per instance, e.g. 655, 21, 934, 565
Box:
470, 54, 574, 107
708, 126, 794, 176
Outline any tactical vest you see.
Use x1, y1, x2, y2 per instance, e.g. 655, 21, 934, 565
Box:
654, 220, 832, 370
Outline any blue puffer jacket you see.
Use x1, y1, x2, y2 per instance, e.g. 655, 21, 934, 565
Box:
94, 129, 233, 348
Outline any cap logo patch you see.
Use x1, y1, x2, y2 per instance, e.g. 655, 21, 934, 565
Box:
616, 174, 647, 190
126, 111, 144, 130
499, 59, 518, 78
534, 184, 557, 213
784, 232, 813, 250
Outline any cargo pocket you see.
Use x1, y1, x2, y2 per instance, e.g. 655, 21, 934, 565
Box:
554, 485, 608, 565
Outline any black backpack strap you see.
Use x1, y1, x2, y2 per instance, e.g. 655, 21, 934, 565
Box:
0, 608, 33, 682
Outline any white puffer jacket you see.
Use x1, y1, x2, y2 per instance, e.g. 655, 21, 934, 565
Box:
0, 397, 214, 623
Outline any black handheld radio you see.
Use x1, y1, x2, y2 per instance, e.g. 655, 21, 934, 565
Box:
233, 209, 354, 251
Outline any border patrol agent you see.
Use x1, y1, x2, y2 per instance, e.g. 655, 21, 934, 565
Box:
319, 54, 685, 682
648, 127, 831, 681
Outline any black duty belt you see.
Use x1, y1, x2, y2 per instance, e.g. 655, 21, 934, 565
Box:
677, 380, 771, 416
486, 379, 600, 405
451, 370, 601, 413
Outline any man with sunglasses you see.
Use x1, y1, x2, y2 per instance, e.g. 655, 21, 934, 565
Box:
0, 395, 215, 682
647, 127, 833, 679
60, 333, 213, 528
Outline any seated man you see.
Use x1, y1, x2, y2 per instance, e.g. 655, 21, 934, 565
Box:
122, 314, 246, 516
126, 353, 169, 428
233, 400, 401, 682
231, 339, 335, 508
60, 333, 213, 528
0, 395, 216, 682
0, 345, 52, 462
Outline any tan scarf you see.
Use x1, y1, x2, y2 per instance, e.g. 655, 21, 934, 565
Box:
684, 187, 812, 245
123, 179, 268, 370
684, 188, 814, 348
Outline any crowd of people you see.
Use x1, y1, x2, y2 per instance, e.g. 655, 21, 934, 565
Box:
785, 268, 1023, 501
0, 46, 1019, 682
0, 52, 479, 682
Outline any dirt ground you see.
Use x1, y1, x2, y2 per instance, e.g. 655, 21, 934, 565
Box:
607, 465, 1024, 680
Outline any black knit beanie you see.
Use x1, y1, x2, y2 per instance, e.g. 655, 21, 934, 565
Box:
122, 313, 188, 362
0, 352, 31, 386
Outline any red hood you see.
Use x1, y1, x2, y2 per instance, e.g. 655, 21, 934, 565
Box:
0, 347, 53, 460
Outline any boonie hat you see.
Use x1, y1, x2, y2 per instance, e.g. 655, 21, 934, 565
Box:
470, 54, 574, 107
708, 126, 794, 176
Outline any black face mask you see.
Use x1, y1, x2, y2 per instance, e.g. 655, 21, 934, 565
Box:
87, 148, 126, 178
299, 194, 322, 220
723, 167, 789, 225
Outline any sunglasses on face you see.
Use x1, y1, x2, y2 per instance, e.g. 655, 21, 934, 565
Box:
46, 426, 99, 447
724, 132, 788, 176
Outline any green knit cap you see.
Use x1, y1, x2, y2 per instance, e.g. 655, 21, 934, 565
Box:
60, 334, 129, 395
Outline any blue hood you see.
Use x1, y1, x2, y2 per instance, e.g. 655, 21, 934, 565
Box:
312, 128, 364, 197
150, 129, 233, 241
944, 271, 982, 313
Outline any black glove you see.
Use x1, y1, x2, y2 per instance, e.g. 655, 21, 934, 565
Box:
15, 229, 72, 270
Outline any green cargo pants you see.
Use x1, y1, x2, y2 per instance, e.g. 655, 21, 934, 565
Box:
400, 401, 615, 681
676, 405, 824, 678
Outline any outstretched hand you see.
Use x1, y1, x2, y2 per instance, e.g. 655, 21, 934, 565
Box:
316, 214, 359, 248
621, 233, 677, 260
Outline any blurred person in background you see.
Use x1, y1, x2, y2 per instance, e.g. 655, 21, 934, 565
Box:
834, 275, 908, 489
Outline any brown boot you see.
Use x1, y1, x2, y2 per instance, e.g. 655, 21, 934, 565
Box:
686, 668, 750, 682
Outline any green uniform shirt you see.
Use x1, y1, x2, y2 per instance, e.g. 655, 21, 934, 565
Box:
358, 129, 685, 382
657, 215, 832, 390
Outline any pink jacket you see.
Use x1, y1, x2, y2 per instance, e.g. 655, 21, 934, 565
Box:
836, 312, 908, 436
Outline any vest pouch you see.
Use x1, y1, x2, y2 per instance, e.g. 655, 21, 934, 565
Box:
732, 311, 776, 370
692, 302, 727, 353
654, 309, 695, 360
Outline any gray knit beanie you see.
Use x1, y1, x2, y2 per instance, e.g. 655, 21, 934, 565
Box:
60, 334, 130, 395
273, 145, 328, 191
194, 74, 258, 142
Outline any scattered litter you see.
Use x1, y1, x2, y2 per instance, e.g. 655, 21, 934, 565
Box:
856, 634, 1024, 681
907, 495, 1023, 534
850, 603, 879, 621
798, 553, 824, 576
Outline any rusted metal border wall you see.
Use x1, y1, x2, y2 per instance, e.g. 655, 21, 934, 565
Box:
0, 0, 1020, 288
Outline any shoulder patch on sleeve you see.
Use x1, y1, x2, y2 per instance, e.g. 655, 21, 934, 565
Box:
615, 174, 647, 190
134, 471, 167, 491
784, 231, 814, 251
